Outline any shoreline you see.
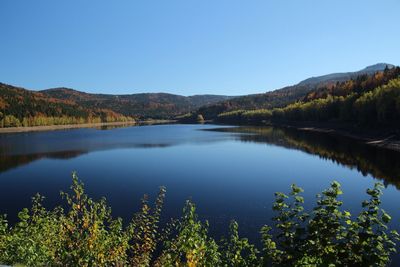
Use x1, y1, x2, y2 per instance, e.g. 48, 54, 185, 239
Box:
266, 121, 400, 152
207, 119, 400, 152
2, 119, 399, 152
0, 120, 176, 134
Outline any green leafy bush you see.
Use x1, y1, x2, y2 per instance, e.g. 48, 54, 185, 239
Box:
0, 173, 398, 266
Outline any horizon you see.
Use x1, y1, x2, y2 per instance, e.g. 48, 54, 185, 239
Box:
1, 62, 396, 97
1, 1, 400, 95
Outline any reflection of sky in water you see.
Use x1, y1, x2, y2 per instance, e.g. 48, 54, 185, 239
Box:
0, 124, 234, 156
0, 124, 399, 261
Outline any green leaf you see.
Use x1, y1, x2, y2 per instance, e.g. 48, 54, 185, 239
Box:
382, 212, 392, 224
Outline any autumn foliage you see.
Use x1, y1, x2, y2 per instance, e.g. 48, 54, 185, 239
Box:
0, 83, 133, 127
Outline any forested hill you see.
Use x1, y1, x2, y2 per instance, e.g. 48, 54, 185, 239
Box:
1, 63, 398, 128
41, 88, 233, 119
215, 66, 400, 129
0, 83, 232, 127
0, 83, 132, 127
297, 63, 394, 86
196, 63, 396, 119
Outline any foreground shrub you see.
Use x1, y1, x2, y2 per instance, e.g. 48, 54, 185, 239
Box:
0, 173, 398, 266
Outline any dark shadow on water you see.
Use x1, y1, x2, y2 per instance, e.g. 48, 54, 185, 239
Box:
2, 125, 400, 190
0, 150, 88, 173
0, 124, 229, 173
206, 126, 400, 189
0, 144, 173, 173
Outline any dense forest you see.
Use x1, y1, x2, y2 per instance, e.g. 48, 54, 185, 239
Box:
0, 174, 398, 266
41, 88, 233, 119
1, 63, 397, 128
0, 83, 132, 127
214, 67, 400, 128
0, 83, 232, 127
194, 63, 396, 120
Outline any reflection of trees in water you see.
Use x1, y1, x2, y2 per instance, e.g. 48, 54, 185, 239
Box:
211, 127, 400, 189
95, 123, 136, 130
0, 143, 172, 174
2, 126, 399, 189
0, 150, 88, 173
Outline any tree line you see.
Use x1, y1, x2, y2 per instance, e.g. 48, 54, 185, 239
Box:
216, 77, 400, 127
0, 114, 133, 128
0, 83, 133, 128
194, 67, 400, 120
304, 66, 400, 101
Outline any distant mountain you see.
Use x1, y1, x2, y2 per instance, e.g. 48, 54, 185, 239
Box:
214, 67, 400, 130
1, 63, 397, 127
41, 88, 233, 119
298, 63, 394, 86
0, 83, 233, 127
196, 63, 396, 119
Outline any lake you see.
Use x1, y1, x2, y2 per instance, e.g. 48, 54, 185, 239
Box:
0, 124, 399, 254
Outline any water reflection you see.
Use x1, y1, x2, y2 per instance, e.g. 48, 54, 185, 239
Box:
0, 150, 87, 173
207, 126, 400, 189
0, 124, 231, 173
1, 124, 400, 264
1, 125, 399, 190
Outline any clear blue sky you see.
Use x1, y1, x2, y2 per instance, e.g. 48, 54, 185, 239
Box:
1, 0, 399, 96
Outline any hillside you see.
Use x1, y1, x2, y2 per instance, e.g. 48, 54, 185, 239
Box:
0, 83, 131, 127
0, 83, 232, 127
216, 67, 400, 130
41, 88, 233, 119
1, 63, 398, 128
297, 63, 395, 86
196, 63, 396, 119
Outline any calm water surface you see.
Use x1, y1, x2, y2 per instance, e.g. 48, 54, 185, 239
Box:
1, 124, 399, 254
